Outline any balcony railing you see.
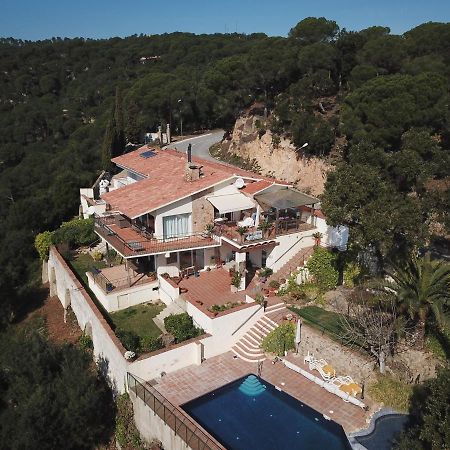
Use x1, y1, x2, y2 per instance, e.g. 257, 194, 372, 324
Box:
127, 373, 223, 450
216, 218, 315, 246
95, 215, 220, 257
89, 267, 156, 293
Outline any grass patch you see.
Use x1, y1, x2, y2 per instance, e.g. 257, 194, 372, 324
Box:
68, 253, 107, 284
425, 329, 450, 360
110, 303, 165, 341
368, 374, 414, 413
290, 305, 344, 337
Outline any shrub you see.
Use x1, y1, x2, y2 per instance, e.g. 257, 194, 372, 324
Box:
92, 250, 103, 261
261, 323, 295, 356
116, 329, 140, 353
258, 267, 273, 278
306, 247, 339, 292
34, 231, 53, 260
269, 280, 280, 289
231, 270, 242, 288
115, 394, 146, 449
368, 374, 413, 413
52, 217, 96, 248
343, 262, 361, 287
78, 333, 93, 350
140, 336, 164, 353
164, 313, 203, 343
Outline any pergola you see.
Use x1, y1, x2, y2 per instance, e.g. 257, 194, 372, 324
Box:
255, 185, 319, 227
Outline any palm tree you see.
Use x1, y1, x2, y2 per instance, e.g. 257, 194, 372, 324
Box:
386, 252, 450, 348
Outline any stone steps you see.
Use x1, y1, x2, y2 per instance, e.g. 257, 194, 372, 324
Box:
231, 305, 291, 363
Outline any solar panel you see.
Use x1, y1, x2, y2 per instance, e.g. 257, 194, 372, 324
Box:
140, 150, 156, 158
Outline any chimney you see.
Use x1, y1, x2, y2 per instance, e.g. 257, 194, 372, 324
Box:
187, 143, 192, 163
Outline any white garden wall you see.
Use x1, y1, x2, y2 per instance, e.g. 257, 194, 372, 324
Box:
86, 273, 159, 312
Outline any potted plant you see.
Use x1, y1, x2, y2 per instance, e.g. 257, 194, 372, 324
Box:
205, 222, 215, 236
236, 226, 248, 243
258, 220, 272, 238
231, 270, 242, 292
312, 231, 323, 247
268, 280, 280, 296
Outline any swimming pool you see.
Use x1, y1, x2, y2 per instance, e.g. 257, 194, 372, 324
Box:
182, 374, 352, 450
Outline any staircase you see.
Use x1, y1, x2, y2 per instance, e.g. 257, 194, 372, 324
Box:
269, 246, 314, 282
231, 301, 289, 362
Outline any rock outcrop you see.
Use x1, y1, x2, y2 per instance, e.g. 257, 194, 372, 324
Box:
223, 115, 332, 196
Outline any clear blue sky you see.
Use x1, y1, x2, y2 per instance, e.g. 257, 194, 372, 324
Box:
1, 0, 449, 40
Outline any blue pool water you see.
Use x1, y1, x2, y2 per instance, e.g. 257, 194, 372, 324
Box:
182, 374, 352, 450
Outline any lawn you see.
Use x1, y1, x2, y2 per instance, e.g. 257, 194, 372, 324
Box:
68, 252, 107, 284
290, 305, 344, 337
110, 303, 165, 341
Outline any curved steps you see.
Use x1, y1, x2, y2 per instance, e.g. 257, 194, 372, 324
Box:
231, 304, 290, 363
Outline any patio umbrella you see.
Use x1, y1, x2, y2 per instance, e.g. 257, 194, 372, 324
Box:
295, 318, 302, 354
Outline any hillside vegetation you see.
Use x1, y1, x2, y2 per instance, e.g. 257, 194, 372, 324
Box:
1, 18, 450, 318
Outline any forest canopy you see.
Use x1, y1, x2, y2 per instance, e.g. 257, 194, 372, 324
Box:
0, 19, 449, 316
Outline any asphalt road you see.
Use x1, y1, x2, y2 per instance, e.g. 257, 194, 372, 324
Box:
168, 130, 224, 162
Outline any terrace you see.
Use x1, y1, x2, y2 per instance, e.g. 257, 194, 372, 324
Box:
152, 351, 370, 434
94, 214, 220, 258
89, 263, 157, 294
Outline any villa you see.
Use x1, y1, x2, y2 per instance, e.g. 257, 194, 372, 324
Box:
53, 143, 367, 449
80, 145, 328, 319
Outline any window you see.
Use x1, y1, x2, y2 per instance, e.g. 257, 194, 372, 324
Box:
163, 214, 190, 239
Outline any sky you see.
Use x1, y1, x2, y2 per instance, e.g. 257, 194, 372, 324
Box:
1, 0, 449, 40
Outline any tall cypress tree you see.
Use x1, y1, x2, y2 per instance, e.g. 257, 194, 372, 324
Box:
101, 111, 117, 172
114, 86, 126, 154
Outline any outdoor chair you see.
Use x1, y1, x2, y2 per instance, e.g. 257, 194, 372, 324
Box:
328, 376, 362, 397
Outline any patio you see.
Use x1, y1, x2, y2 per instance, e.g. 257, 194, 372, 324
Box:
178, 267, 257, 314
152, 351, 371, 434
92, 264, 156, 293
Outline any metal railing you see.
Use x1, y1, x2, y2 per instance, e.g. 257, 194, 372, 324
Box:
95, 215, 220, 256
127, 373, 223, 450
90, 267, 156, 293
231, 304, 263, 336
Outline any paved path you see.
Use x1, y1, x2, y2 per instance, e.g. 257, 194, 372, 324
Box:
167, 129, 224, 162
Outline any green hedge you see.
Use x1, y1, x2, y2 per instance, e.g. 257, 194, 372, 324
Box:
35, 217, 97, 260
261, 322, 295, 356
306, 247, 339, 292
164, 313, 203, 343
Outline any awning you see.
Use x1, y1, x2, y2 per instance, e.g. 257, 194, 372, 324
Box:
207, 192, 255, 214
255, 185, 318, 210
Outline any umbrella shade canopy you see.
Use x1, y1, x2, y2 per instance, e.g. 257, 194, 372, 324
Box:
255, 185, 318, 210
295, 319, 302, 345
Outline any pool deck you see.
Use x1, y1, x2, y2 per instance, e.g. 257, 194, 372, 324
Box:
151, 351, 371, 434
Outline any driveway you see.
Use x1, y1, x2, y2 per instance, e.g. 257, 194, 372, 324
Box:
168, 130, 224, 162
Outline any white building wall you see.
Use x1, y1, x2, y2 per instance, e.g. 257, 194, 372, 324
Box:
266, 230, 316, 272
86, 273, 159, 312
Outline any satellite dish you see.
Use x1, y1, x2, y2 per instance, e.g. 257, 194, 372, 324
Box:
234, 178, 245, 189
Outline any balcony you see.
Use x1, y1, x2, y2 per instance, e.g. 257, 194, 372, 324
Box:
94, 215, 220, 257
216, 218, 315, 248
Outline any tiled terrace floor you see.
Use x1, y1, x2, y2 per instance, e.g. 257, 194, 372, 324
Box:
98, 264, 156, 291
153, 351, 371, 434
179, 267, 257, 309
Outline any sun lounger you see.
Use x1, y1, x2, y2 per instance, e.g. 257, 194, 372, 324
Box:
304, 352, 336, 380
329, 376, 362, 396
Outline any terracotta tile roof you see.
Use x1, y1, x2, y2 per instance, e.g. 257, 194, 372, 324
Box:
102, 147, 290, 219
241, 179, 272, 195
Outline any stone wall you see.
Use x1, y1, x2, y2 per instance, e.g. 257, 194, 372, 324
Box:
191, 189, 214, 233
224, 115, 332, 196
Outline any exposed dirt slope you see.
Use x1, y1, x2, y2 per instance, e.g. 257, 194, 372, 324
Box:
222, 115, 332, 196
